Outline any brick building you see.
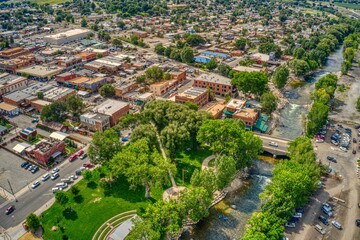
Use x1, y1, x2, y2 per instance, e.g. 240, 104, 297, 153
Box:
175, 87, 209, 107
90, 99, 129, 126
0, 47, 30, 59
193, 73, 233, 96
0, 54, 36, 74
26, 139, 65, 165
0, 73, 28, 98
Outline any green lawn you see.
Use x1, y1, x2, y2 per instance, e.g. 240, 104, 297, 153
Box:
335, 2, 360, 10
173, 148, 212, 186
41, 167, 161, 240
28, 135, 42, 144
65, 146, 76, 155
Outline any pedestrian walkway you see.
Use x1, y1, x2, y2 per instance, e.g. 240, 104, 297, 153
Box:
92, 210, 137, 240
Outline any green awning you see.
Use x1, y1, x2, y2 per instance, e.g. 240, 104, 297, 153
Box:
223, 109, 234, 115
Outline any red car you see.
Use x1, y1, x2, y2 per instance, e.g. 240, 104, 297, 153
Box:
5, 205, 15, 215
77, 149, 84, 156
83, 162, 94, 169
69, 154, 78, 162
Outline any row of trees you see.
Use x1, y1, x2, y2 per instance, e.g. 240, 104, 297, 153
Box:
288, 23, 354, 76
307, 74, 338, 136
155, 43, 194, 64
341, 33, 359, 74
242, 137, 320, 239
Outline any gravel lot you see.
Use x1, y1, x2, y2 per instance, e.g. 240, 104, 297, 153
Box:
0, 149, 45, 194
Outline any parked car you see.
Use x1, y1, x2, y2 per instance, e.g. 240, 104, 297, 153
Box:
31, 181, 40, 189
51, 172, 59, 180
323, 203, 332, 211
69, 154, 77, 162
356, 219, 360, 227
285, 222, 296, 228
322, 207, 332, 217
25, 163, 32, 170
315, 224, 326, 235
79, 153, 87, 160
294, 212, 302, 218
5, 205, 15, 215
327, 156, 337, 163
31, 118, 39, 123
51, 168, 59, 174
41, 173, 50, 181
83, 162, 94, 169
318, 215, 329, 225
269, 141, 278, 147
77, 149, 84, 156
121, 137, 129, 142
21, 161, 29, 168
332, 220, 342, 230
31, 166, 39, 174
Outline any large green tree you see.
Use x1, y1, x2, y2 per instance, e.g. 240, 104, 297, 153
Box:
99, 84, 115, 98
215, 155, 237, 189
111, 138, 173, 198
242, 212, 285, 240
289, 59, 310, 76
26, 213, 41, 232
180, 46, 194, 63
231, 71, 268, 96
66, 95, 85, 117
88, 128, 122, 164
180, 187, 212, 222
40, 102, 67, 122
307, 101, 329, 137
260, 92, 277, 114
272, 66, 289, 89
145, 66, 164, 83
197, 119, 262, 168
234, 38, 247, 50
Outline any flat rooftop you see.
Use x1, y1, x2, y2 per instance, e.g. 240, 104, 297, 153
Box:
18, 65, 64, 78
44, 28, 90, 40
0, 102, 18, 111
197, 73, 231, 86
94, 99, 129, 116
177, 87, 207, 99
0, 73, 26, 86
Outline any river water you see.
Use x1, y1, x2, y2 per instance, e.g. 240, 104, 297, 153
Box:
182, 160, 273, 240
272, 45, 344, 139
184, 46, 344, 240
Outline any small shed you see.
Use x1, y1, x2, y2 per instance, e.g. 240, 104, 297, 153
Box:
49, 131, 69, 141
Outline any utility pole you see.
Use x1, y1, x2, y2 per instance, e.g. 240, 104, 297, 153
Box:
7, 179, 17, 202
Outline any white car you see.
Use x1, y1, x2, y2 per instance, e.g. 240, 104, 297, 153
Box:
269, 141, 278, 147
332, 220, 342, 230
31, 181, 40, 189
51, 168, 60, 174
41, 173, 50, 181
51, 172, 59, 180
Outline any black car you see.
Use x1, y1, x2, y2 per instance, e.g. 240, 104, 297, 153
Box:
31, 166, 39, 174
355, 125, 360, 129
21, 161, 29, 168
318, 215, 329, 225
327, 156, 337, 163
5, 205, 15, 215
356, 219, 360, 227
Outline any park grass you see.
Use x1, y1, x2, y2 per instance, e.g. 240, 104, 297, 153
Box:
174, 147, 212, 186
335, 2, 360, 10
41, 167, 161, 240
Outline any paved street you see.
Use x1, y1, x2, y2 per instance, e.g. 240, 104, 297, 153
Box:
0, 155, 88, 229
255, 134, 289, 155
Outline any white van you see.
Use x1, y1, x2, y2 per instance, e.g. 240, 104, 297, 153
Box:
315, 224, 325, 235
52, 187, 61, 193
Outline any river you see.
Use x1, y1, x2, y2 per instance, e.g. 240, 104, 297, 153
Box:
272, 45, 344, 140
183, 46, 344, 239
182, 160, 273, 240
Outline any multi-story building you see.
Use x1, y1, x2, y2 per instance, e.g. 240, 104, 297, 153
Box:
0, 73, 28, 98
193, 73, 233, 96
57, 56, 82, 68
93, 99, 130, 126
80, 112, 110, 132
0, 54, 36, 74
0, 47, 30, 59
43, 29, 91, 45
114, 81, 138, 98
232, 108, 259, 128
175, 87, 209, 107
25, 139, 65, 165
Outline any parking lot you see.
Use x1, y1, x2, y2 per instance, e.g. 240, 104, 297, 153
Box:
285, 120, 360, 240
0, 148, 45, 194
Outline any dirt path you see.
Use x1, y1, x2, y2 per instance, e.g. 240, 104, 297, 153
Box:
151, 122, 176, 187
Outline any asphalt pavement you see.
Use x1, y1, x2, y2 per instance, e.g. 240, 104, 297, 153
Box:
0, 155, 88, 229
255, 134, 289, 155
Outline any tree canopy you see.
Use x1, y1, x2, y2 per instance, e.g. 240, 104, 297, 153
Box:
272, 66, 289, 89
40, 102, 67, 123
231, 71, 268, 96
99, 84, 115, 98
260, 92, 277, 114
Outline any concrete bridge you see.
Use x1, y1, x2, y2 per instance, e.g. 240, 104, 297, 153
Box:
254, 133, 291, 157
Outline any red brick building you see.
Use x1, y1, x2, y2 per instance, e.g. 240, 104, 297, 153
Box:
0, 47, 30, 59
193, 73, 232, 96
26, 139, 65, 165
175, 87, 209, 107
